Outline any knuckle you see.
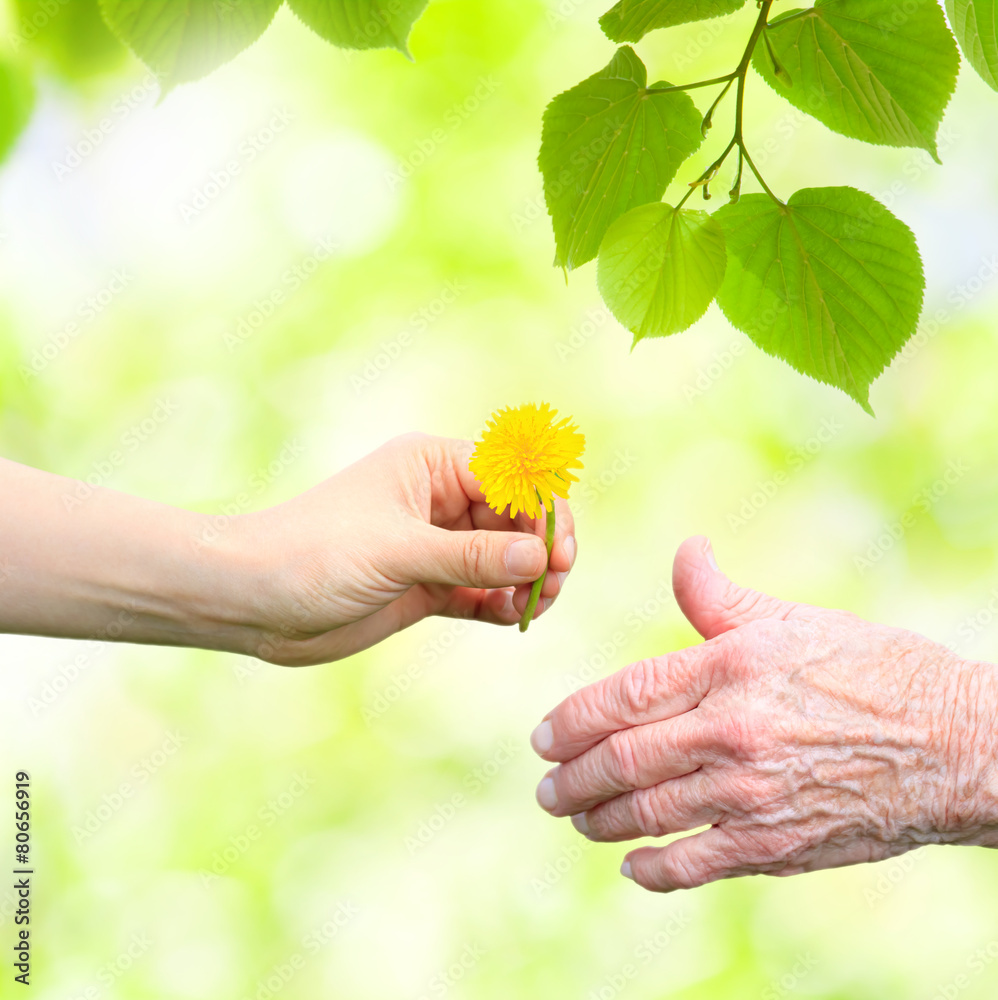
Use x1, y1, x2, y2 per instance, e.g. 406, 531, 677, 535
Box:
610, 729, 643, 789
627, 788, 663, 837
464, 532, 492, 581
723, 772, 769, 817
618, 658, 663, 717
574, 683, 609, 731
662, 849, 707, 890
730, 616, 771, 643
717, 707, 772, 760
726, 827, 794, 871
704, 635, 741, 684
558, 761, 584, 803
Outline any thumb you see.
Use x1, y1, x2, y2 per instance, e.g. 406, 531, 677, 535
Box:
407, 524, 548, 590
672, 535, 804, 640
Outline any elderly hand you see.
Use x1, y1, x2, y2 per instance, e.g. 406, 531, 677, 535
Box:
531, 536, 998, 892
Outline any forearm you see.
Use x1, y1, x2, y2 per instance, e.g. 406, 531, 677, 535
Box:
0, 457, 261, 652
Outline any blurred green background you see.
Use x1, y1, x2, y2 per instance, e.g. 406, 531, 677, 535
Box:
2, 0, 998, 996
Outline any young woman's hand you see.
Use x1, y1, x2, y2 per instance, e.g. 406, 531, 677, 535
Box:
0, 435, 576, 666
227, 434, 577, 664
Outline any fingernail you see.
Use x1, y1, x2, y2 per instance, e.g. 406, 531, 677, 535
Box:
704, 538, 719, 571
536, 776, 558, 811
564, 535, 577, 567
620, 860, 634, 880
556, 571, 567, 591
530, 719, 553, 755
508, 539, 542, 578
570, 812, 590, 836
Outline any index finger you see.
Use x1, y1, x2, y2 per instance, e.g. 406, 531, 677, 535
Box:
530, 642, 722, 764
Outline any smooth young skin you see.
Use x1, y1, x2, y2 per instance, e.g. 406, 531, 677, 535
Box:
0, 434, 575, 666
532, 536, 998, 892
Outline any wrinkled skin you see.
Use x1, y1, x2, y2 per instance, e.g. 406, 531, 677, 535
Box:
532, 536, 998, 892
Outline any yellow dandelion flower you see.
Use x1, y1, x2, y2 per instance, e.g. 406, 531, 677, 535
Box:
470, 403, 585, 632
469, 402, 585, 519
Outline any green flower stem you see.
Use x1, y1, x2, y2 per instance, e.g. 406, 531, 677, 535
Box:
519, 496, 555, 633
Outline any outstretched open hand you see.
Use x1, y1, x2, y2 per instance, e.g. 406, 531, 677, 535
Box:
531, 537, 998, 892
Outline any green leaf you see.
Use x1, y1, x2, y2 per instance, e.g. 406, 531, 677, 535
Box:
12, 0, 126, 80
100, 0, 281, 90
0, 58, 34, 165
597, 203, 726, 341
600, 0, 747, 42
286, 0, 428, 54
754, 0, 959, 161
714, 187, 924, 412
946, 0, 998, 91
539, 47, 703, 271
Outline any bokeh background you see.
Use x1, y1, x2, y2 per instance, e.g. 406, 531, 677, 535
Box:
2, 0, 998, 996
